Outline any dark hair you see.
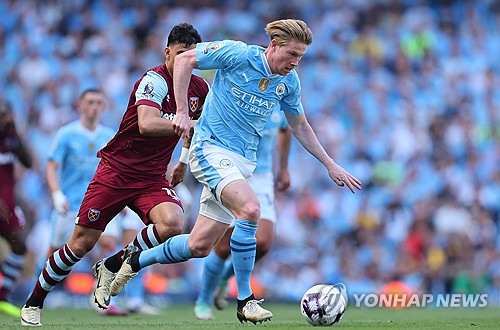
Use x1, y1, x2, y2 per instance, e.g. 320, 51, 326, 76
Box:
79, 88, 103, 100
167, 23, 202, 46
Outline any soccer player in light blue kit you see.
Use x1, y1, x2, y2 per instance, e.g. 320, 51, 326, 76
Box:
194, 107, 291, 320
111, 19, 361, 324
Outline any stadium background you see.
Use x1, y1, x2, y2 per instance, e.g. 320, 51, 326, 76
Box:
0, 0, 499, 308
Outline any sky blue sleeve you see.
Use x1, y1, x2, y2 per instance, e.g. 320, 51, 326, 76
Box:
196, 40, 247, 71
48, 129, 66, 163
279, 72, 304, 116
135, 71, 168, 109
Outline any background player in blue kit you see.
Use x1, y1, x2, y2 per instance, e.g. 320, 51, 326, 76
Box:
44, 89, 127, 315
194, 107, 291, 320
109, 19, 361, 324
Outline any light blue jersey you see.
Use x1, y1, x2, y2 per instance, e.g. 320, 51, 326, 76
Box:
48, 121, 115, 211
194, 40, 303, 162
254, 107, 288, 174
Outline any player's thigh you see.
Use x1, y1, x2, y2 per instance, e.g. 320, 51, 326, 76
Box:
148, 202, 184, 237
220, 179, 260, 220
131, 182, 184, 227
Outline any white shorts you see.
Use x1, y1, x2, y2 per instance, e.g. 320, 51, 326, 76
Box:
248, 172, 276, 223
49, 210, 121, 248
229, 172, 276, 228
189, 141, 256, 225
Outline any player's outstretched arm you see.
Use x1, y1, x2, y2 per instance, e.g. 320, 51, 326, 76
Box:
285, 112, 362, 193
172, 49, 198, 139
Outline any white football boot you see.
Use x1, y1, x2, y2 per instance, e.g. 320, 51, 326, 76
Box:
237, 299, 273, 324
92, 259, 116, 309
20, 306, 42, 327
110, 246, 139, 296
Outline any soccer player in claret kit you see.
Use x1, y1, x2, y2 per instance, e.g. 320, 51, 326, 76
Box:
20, 23, 209, 327
0, 100, 32, 317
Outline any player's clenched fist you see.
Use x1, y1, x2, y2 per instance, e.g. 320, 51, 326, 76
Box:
172, 113, 190, 139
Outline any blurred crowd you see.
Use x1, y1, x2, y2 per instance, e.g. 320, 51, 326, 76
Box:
1, 0, 499, 305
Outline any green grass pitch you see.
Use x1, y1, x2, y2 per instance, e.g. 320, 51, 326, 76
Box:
2, 304, 499, 329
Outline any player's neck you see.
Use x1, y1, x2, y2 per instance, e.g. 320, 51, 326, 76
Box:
165, 62, 173, 77
263, 48, 276, 74
80, 118, 98, 131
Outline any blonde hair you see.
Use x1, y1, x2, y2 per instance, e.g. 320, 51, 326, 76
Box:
265, 19, 313, 46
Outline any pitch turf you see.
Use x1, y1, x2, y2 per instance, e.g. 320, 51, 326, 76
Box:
2, 303, 499, 329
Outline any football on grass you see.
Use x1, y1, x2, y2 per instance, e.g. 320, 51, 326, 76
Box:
300, 284, 347, 326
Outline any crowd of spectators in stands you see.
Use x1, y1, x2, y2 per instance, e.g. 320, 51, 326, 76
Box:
1, 0, 498, 305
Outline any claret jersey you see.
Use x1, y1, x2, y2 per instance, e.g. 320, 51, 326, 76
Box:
97, 64, 209, 187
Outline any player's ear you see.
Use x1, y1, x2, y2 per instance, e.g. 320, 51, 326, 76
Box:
164, 47, 171, 61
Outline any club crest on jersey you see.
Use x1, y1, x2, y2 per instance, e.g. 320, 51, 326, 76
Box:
276, 83, 285, 96
189, 97, 199, 112
258, 78, 269, 92
141, 81, 154, 98
88, 208, 100, 222
209, 41, 225, 51
220, 159, 234, 168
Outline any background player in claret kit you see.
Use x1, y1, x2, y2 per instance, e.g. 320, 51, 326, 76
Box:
108, 19, 361, 325
20, 23, 209, 327
0, 100, 32, 317
43, 89, 128, 316
194, 107, 291, 320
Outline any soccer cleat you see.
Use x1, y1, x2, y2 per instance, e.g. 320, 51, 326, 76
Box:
0, 300, 21, 317
110, 247, 139, 297
194, 302, 215, 320
20, 306, 42, 327
213, 279, 229, 310
236, 299, 273, 324
92, 259, 116, 309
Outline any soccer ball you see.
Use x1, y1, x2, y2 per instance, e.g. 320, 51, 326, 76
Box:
300, 284, 347, 326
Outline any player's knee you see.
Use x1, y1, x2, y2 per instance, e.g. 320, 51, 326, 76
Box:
155, 218, 183, 241
188, 239, 212, 258
68, 230, 99, 257
235, 202, 260, 221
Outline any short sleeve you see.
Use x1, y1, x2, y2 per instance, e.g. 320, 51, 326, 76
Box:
195, 40, 247, 71
279, 72, 304, 116
135, 71, 168, 109
48, 129, 66, 163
